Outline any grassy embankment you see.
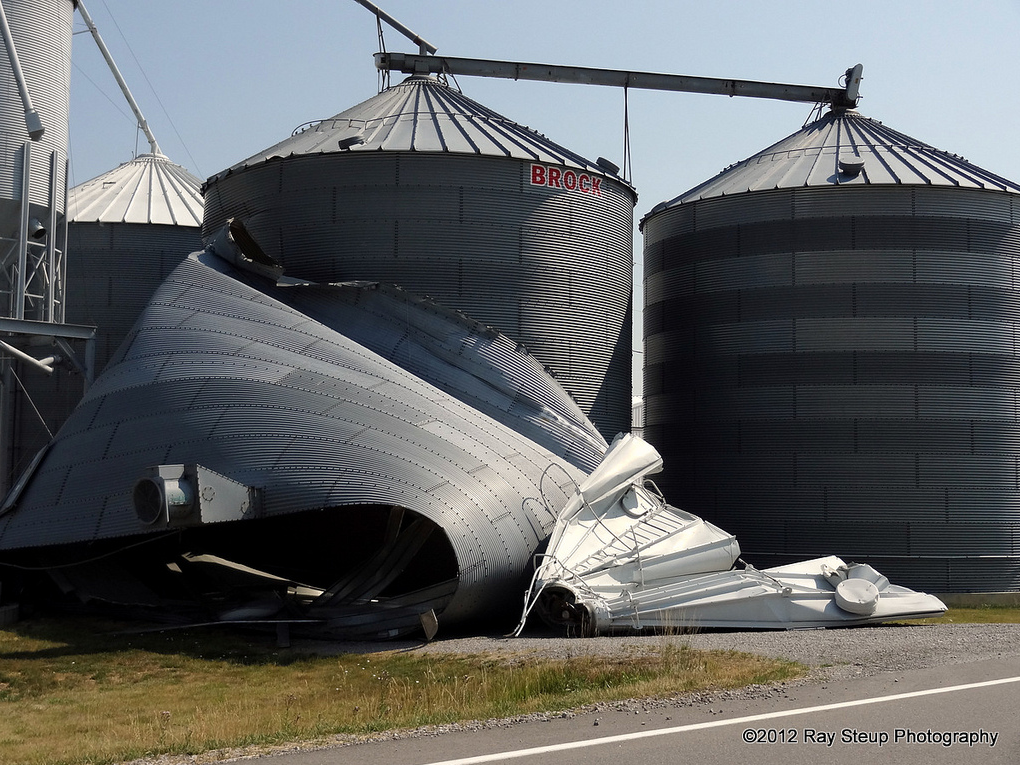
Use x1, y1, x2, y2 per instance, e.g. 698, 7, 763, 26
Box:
0, 617, 802, 765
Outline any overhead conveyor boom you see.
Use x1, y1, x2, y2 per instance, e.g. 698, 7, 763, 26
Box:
376, 52, 863, 110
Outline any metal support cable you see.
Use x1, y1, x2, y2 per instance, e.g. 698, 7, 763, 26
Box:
375, 12, 390, 92
351, 0, 437, 56
76, 0, 161, 155
7, 365, 53, 437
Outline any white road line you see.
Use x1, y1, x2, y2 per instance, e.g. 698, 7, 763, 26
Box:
419, 675, 1020, 765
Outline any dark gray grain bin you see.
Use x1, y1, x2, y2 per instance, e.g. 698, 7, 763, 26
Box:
202, 75, 636, 440
66, 153, 203, 366
641, 108, 1020, 592
9, 154, 203, 471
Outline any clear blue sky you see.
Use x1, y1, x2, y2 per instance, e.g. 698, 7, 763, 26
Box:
67, 0, 1020, 392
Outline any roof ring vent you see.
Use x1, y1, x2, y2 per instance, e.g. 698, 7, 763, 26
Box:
838, 156, 866, 177
596, 157, 620, 175
338, 135, 365, 151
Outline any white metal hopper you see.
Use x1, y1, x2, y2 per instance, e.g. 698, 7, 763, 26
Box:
516, 433, 947, 634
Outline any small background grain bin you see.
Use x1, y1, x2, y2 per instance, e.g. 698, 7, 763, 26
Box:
8, 153, 203, 471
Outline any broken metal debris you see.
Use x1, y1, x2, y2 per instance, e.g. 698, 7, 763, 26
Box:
515, 434, 947, 635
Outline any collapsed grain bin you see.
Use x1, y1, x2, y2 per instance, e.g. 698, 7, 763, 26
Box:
0, 227, 604, 637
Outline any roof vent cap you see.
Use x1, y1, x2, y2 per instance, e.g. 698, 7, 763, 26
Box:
338, 135, 365, 151
838, 155, 866, 177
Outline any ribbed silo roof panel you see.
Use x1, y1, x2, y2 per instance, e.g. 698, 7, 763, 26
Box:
650, 110, 1020, 212
209, 76, 614, 183
68, 153, 203, 226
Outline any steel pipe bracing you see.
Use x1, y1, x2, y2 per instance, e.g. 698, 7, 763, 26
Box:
0, 0, 44, 139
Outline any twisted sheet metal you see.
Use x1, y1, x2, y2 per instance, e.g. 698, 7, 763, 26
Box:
0, 248, 589, 623
271, 279, 608, 472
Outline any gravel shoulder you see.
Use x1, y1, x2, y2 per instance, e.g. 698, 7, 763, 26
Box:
296, 622, 1020, 684
409, 622, 1020, 682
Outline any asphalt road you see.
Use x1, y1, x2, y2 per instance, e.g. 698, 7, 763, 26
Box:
253, 652, 1019, 765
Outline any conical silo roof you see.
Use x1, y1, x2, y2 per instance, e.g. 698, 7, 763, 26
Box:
648, 109, 1020, 214
208, 75, 617, 184
68, 153, 203, 226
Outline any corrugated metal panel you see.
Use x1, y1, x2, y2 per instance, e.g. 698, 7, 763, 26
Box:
694, 387, 795, 421
916, 319, 1014, 353
795, 318, 915, 352
204, 94, 636, 438
794, 386, 916, 418
644, 162, 1020, 592
738, 352, 854, 385
914, 187, 1014, 221
742, 286, 851, 319
795, 252, 915, 284
699, 320, 793, 354
794, 186, 915, 219
919, 457, 1017, 489
0, 251, 591, 625
694, 253, 792, 291
918, 387, 1016, 420
915, 253, 1014, 288
0, 0, 71, 209
645, 267, 694, 301
68, 154, 204, 226
949, 491, 1020, 521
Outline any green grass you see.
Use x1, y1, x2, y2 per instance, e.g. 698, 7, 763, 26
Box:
0, 617, 802, 765
4, 605, 1015, 764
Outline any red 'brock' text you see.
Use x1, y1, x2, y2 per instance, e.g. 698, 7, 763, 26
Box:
530, 164, 602, 196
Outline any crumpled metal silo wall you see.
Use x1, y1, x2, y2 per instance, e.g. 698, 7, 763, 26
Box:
201, 76, 635, 440
272, 279, 608, 473
0, 236, 591, 634
642, 108, 1020, 593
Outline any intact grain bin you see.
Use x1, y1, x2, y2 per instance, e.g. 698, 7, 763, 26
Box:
202, 75, 636, 439
0, 0, 72, 252
66, 153, 203, 367
9, 153, 203, 473
642, 107, 1020, 592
